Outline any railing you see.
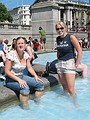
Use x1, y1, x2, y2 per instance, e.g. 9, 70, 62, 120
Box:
0, 22, 32, 30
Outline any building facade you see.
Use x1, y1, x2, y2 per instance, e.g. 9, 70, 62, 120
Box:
30, 0, 90, 49
9, 5, 31, 25
8, 0, 90, 49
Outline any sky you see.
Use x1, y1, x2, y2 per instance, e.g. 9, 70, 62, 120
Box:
0, 0, 89, 9
0, 0, 36, 9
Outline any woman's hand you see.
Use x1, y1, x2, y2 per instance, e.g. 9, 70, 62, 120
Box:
34, 75, 44, 83
18, 79, 28, 88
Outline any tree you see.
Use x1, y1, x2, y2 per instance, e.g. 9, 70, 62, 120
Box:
0, 3, 13, 22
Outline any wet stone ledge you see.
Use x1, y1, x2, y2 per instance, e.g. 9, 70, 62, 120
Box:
0, 87, 18, 106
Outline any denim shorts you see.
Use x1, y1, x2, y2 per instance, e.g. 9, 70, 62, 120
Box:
6, 75, 44, 95
55, 59, 76, 74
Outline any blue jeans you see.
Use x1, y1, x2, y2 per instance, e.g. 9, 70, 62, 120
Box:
6, 75, 44, 95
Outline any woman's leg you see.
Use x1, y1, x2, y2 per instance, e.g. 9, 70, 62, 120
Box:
64, 73, 76, 96
58, 73, 77, 105
22, 75, 44, 98
58, 73, 75, 96
19, 94, 29, 109
58, 73, 68, 92
64, 73, 78, 106
35, 91, 44, 98
76, 64, 88, 79
6, 81, 30, 109
82, 64, 88, 79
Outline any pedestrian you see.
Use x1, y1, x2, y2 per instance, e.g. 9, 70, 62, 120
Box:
39, 27, 46, 51
27, 37, 33, 48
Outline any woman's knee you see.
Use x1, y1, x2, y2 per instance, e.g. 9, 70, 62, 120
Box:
20, 86, 30, 96
68, 87, 75, 95
23, 75, 44, 91
35, 81, 44, 91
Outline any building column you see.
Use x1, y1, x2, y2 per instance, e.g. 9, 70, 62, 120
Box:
73, 10, 76, 27
63, 9, 66, 23
70, 9, 72, 29
58, 10, 61, 21
66, 9, 71, 30
78, 12, 81, 28
84, 11, 87, 27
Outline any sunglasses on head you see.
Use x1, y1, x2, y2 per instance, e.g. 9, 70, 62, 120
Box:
56, 27, 64, 31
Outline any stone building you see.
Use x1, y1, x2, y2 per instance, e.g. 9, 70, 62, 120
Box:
9, 5, 31, 25
30, 0, 90, 49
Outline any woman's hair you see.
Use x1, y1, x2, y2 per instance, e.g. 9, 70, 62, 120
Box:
55, 21, 68, 32
16, 37, 27, 43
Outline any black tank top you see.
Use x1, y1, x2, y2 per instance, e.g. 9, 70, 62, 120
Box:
56, 34, 75, 61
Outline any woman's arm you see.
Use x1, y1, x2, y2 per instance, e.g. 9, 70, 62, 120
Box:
26, 45, 34, 60
5, 59, 27, 88
70, 35, 82, 66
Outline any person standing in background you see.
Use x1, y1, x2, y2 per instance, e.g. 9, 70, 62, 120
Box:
27, 37, 34, 49
39, 27, 46, 51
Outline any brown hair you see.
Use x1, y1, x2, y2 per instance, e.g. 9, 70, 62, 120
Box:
16, 37, 27, 43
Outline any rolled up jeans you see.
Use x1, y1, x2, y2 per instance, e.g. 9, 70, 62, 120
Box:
6, 75, 44, 96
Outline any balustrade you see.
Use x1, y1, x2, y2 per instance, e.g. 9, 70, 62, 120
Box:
0, 22, 32, 30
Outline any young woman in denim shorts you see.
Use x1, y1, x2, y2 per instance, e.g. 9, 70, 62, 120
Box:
5, 37, 44, 109
55, 21, 82, 97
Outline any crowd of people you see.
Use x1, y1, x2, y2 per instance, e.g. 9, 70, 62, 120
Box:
0, 22, 89, 109
78, 29, 90, 49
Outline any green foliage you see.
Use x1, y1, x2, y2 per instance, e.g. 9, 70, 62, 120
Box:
0, 3, 13, 22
